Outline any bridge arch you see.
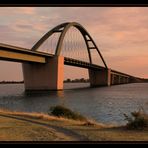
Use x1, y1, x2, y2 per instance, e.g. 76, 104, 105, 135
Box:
31, 22, 108, 68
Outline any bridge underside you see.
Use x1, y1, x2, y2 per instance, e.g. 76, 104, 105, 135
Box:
0, 44, 48, 63
22, 56, 137, 90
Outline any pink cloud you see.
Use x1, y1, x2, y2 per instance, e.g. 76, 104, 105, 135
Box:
1, 7, 148, 80
0, 7, 37, 16
17, 7, 36, 15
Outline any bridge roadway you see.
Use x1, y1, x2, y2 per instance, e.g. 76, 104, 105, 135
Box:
0, 43, 109, 70
0, 43, 140, 90
0, 43, 107, 69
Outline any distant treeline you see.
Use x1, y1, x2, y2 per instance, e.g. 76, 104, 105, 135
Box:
64, 78, 89, 83
0, 81, 24, 84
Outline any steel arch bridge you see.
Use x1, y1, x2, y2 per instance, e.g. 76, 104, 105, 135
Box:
31, 22, 108, 69
0, 22, 142, 91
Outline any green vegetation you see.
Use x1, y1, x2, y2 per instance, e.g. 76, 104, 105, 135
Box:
124, 109, 148, 130
49, 105, 87, 121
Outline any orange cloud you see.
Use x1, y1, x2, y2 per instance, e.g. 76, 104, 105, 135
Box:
1, 7, 148, 80
16, 7, 36, 15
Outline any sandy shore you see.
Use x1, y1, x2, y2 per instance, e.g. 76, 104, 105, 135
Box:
0, 110, 148, 142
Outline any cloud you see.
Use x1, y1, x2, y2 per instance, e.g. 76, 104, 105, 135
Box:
17, 7, 36, 15
0, 7, 36, 16
105, 55, 148, 77
15, 24, 34, 30
1, 7, 148, 80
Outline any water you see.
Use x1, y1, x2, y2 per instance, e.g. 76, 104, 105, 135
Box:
0, 83, 148, 125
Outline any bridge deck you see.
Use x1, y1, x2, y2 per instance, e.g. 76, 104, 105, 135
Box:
0, 43, 52, 63
0, 43, 135, 79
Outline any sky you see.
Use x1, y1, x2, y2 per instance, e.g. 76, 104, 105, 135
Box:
0, 7, 148, 81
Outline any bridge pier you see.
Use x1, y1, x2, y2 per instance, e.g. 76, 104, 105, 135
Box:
89, 68, 111, 87
111, 74, 130, 85
22, 56, 64, 91
120, 76, 122, 84
126, 77, 130, 83
125, 77, 129, 83
111, 74, 118, 85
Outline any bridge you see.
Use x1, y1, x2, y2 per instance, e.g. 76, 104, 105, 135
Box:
0, 22, 141, 90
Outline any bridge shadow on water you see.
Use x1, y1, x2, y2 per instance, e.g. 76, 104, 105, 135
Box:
22, 83, 115, 101
23, 84, 91, 97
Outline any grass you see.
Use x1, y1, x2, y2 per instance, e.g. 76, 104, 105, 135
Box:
49, 105, 87, 121
124, 109, 148, 130
0, 108, 148, 141
0, 116, 63, 141
0, 108, 87, 124
0, 109, 90, 141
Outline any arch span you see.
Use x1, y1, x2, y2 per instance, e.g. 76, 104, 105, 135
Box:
31, 22, 108, 68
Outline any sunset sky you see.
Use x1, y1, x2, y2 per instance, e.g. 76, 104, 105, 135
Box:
0, 7, 148, 81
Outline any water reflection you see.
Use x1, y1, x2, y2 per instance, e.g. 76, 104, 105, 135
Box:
57, 90, 65, 98
0, 83, 148, 125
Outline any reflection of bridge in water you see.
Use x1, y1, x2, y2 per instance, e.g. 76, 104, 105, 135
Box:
0, 22, 142, 91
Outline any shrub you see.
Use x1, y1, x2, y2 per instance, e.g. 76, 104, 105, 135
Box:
49, 105, 87, 121
124, 109, 148, 130
82, 121, 96, 126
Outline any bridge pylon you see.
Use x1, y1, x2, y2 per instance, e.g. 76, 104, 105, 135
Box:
22, 56, 64, 91
89, 68, 111, 87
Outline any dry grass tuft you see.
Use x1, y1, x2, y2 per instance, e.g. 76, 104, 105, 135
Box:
0, 108, 91, 125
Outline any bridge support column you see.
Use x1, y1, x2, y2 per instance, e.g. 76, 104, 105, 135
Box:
111, 74, 115, 85
120, 76, 124, 84
111, 74, 119, 85
126, 77, 130, 83
89, 68, 111, 87
118, 75, 121, 84
22, 56, 64, 91
124, 77, 128, 84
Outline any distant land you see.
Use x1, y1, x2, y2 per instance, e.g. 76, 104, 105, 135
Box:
0, 81, 24, 84
1, 78, 148, 84
64, 78, 89, 83
0, 78, 89, 84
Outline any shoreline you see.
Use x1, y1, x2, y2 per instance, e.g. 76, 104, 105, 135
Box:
0, 82, 89, 84
0, 110, 148, 141
0, 82, 24, 84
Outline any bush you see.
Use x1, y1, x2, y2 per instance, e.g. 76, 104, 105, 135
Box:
49, 105, 87, 121
124, 109, 148, 130
82, 121, 96, 126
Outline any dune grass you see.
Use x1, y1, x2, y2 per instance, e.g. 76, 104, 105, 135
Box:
0, 108, 148, 141
49, 105, 87, 121
0, 115, 79, 141
124, 109, 148, 130
0, 108, 92, 125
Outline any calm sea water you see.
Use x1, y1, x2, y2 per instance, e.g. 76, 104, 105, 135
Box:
0, 83, 148, 125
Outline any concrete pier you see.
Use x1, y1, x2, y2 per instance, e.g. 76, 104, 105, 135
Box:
89, 68, 111, 87
22, 56, 64, 91
111, 73, 130, 85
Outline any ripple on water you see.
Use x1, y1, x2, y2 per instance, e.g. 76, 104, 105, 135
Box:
0, 83, 148, 125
